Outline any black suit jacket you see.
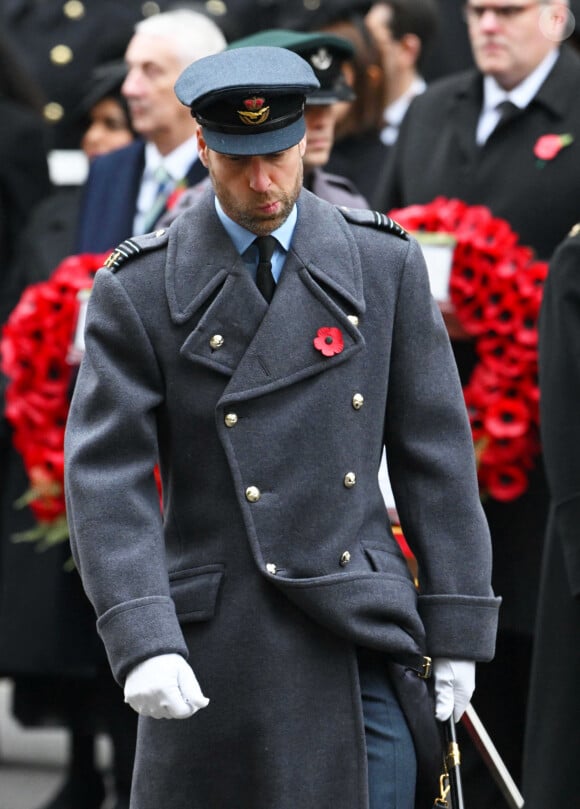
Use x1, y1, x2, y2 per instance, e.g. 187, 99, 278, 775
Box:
380, 45, 580, 261
75, 140, 208, 254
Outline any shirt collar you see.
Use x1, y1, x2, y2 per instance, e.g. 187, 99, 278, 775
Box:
482, 48, 559, 113
384, 76, 427, 128
144, 135, 199, 182
214, 196, 297, 256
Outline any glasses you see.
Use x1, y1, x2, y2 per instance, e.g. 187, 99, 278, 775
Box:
463, 2, 541, 22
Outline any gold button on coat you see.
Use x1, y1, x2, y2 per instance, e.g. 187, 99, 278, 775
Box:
50, 45, 74, 65
352, 393, 364, 410
348, 315, 359, 326
266, 563, 277, 575
142, 1, 161, 15
44, 102, 64, 122
344, 472, 356, 488
339, 551, 351, 566
224, 413, 238, 427
63, 0, 85, 19
245, 486, 261, 502
209, 334, 224, 349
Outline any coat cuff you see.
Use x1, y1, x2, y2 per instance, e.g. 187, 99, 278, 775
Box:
418, 594, 501, 661
96, 596, 188, 684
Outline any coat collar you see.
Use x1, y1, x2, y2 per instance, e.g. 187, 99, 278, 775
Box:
165, 188, 366, 399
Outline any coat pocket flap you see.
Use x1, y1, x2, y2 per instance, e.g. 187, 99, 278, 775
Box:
361, 541, 410, 580
169, 564, 224, 622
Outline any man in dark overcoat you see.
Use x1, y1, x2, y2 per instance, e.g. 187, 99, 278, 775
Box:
376, 3, 580, 803
522, 224, 580, 807
64, 46, 500, 809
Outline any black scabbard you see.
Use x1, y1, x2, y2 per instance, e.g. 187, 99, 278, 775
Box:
443, 717, 465, 809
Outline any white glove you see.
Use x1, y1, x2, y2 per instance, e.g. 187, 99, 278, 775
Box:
433, 658, 475, 722
124, 653, 209, 719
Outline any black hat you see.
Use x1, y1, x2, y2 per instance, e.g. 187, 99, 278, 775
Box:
228, 29, 356, 105
75, 60, 128, 121
175, 46, 320, 155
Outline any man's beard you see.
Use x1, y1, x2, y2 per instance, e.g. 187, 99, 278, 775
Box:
209, 161, 303, 236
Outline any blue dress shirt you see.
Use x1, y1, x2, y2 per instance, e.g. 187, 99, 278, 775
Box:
214, 196, 297, 283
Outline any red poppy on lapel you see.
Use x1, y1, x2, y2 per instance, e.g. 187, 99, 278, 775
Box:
313, 326, 344, 357
533, 133, 573, 162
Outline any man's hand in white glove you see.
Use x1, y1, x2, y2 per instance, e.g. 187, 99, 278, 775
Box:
124, 653, 209, 719
433, 658, 475, 723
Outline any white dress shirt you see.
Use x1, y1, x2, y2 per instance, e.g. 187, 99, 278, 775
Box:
476, 49, 559, 146
133, 135, 199, 234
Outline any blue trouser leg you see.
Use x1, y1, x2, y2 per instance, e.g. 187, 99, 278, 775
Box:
358, 649, 417, 809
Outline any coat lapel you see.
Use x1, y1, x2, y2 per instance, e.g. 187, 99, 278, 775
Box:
166, 190, 366, 398
222, 192, 366, 401
452, 72, 483, 162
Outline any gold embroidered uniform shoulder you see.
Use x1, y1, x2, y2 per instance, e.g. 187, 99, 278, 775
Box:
337, 206, 409, 240
103, 228, 170, 273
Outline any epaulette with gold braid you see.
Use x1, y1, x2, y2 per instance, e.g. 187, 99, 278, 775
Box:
103, 228, 169, 273
337, 207, 409, 240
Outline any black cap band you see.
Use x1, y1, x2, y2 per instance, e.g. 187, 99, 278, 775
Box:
195, 103, 304, 136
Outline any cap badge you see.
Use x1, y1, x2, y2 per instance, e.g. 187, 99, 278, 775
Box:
238, 96, 270, 126
311, 48, 332, 72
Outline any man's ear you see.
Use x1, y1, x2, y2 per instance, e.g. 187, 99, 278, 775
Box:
197, 128, 209, 167
298, 136, 307, 158
399, 32, 421, 69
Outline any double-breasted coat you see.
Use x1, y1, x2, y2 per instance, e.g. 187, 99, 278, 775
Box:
64, 188, 499, 809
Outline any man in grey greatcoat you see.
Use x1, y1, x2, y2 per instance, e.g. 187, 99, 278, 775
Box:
64, 46, 500, 809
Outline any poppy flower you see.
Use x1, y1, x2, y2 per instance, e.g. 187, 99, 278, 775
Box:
534, 133, 573, 162
484, 397, 530, 439
484, 464, 529, 502
313, 326, 344, 357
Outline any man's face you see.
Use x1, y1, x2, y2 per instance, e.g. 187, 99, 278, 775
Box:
464, 1, 561, 90
197, 131, 306, 236
303, 105, 336, 170
122, 32, 194, 147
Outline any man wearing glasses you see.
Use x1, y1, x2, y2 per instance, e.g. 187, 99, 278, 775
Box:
380, 0, 578, 259
378, 2, 579, 809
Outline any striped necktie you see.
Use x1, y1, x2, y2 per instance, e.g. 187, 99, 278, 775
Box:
141, 165, 174, 233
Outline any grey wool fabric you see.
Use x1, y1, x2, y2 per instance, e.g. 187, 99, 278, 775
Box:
65, 187, 500, 809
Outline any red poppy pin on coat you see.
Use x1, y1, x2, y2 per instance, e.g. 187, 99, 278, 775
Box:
313, 326, 344, 357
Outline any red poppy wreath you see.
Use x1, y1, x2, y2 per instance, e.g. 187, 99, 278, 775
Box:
1, 252, 163, 550
0, 253, 106, 547
388, 197, 548, 502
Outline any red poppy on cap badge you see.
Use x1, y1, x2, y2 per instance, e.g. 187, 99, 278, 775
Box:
238, 96, 270, 126
313, 326, 344, 357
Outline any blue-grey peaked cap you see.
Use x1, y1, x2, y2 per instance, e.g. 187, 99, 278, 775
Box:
174, 46, 320, 155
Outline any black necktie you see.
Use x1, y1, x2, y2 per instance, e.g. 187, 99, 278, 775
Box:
254, 235, 277, 303
496, 100, 519, 128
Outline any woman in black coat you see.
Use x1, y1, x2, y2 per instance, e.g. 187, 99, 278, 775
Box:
522, 225, 580, 808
